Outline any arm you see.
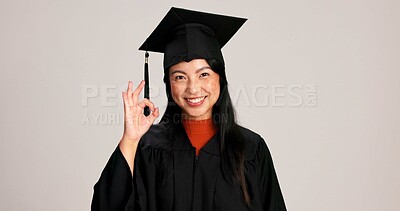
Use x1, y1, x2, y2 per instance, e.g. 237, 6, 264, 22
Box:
119, 137, 139, 175
91, 147, 135, 211
91, 80, 159, 210
119, 80, 159, 174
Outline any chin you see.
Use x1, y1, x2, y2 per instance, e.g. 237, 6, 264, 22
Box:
182, 110, 211, 120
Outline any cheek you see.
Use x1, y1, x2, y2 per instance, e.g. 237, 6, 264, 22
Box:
170, 83, 185, 99
214, 84, 221, 99
203, 82, 220, 99
209, 78, 220, 97
170, 84, 178, 97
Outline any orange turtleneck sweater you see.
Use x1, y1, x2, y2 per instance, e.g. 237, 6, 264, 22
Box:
182, 118, 218, 156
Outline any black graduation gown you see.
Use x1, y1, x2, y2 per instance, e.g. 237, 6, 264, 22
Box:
91, 123, 286, 211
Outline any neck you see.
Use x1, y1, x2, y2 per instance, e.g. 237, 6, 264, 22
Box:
182, 118, 216, 134
182, 118, 217, 155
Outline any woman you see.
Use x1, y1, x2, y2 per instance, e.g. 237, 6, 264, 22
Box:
92, 7, 286, 211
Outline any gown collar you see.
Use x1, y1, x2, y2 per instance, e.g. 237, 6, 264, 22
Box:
171, 122, 220, 156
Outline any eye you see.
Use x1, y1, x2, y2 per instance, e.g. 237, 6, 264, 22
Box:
200, 72, 209, 78
174, 75, 185, 80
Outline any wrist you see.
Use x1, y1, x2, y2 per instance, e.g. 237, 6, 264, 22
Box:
120, 136, 140, 146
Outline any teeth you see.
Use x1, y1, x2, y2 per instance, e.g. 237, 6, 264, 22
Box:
186, 97, 205, 103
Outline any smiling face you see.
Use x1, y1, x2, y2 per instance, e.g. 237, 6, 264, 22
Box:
169, 59, 220, 120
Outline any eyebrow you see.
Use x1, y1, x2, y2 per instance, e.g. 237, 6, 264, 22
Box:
170, 66, 212, 75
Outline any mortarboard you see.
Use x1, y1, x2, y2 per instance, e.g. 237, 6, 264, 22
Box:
139, 7, 247, 115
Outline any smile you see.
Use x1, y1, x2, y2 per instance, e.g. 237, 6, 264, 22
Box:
185, 96, 206, 105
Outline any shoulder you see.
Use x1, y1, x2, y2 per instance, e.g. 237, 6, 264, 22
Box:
238, 125, 262, 143
139, 122, 173, 150
237, 125, 267, 160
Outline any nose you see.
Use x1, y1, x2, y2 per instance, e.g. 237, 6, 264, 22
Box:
186, 78, 200, 95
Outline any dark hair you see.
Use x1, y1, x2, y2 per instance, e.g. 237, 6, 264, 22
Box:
160, 59, 250, 206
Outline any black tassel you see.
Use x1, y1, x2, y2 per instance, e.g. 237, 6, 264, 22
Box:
144, 51, 150, 116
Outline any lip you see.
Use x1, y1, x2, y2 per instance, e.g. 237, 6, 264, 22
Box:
185, 96, 207, 106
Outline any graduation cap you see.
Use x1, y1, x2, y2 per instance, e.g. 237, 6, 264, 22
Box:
139, 7, 247, 115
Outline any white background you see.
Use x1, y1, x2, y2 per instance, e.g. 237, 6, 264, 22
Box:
1, 0, 399, 210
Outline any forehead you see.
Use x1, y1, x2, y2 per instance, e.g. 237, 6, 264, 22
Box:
169, 59, 211, 73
